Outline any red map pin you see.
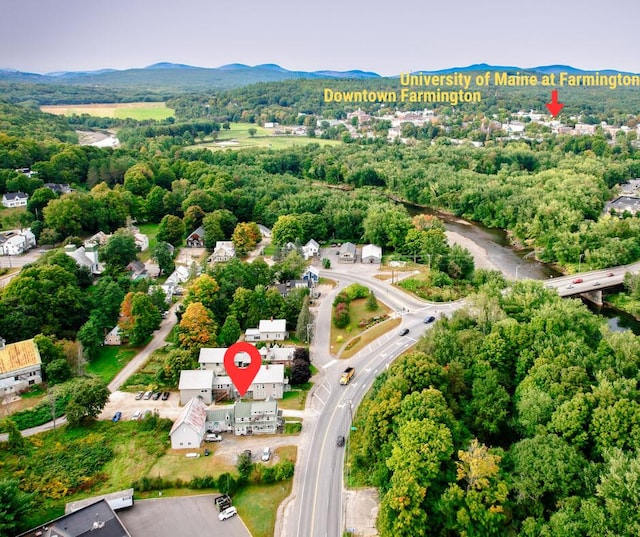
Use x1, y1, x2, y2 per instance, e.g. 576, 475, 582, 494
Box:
224, 342, 262, 396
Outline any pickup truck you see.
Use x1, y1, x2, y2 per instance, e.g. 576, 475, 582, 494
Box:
340, 367, 355, 385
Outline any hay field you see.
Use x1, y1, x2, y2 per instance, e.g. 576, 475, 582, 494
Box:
41, 102, 174, 120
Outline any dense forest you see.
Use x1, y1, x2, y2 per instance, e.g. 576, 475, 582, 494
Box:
349, 281, 640, 536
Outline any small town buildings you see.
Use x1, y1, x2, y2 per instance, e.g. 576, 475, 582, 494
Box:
233, 400, 279, 435
64, 243, 100, 275
178, 369, 214, 405
186, 226, 206, 247
133, 232, 149, 252
606, 196, 640, 216
44, 183, 72, 195
245, 318, 288, 342
302, 265, 320, 284
125, 259, 147, 280
260, 344, 295, 365
0, 228, 36, 256
84, 231, 110, 246
361, 243, 382, 264
169, 396, 208, 449
198, 347, 251, 375
257, 224, 272, 238
18, 499, 132, 537
339, 242, 357, 263
0, 337, 42, 395
65, 489, 134, 514
302, 239, 320, 259
209, 241, 236, 262
104, 326, 121, 346
1, 192, 28, 208
165, 265, 190, 287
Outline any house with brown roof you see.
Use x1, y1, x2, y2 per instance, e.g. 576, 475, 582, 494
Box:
0, 337, 43, 395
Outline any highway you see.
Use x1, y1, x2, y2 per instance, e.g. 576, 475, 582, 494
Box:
285, 268, 464, 537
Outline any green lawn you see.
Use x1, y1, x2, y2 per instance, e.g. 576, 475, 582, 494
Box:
137, 222, 161, 262
0, 206, 27, 231
187, 122, 341, 152
234, 481, 293, 537
86, 346, 138, 384
330, 297, 392, 357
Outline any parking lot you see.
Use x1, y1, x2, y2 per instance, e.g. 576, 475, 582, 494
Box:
118, 494, 251, 537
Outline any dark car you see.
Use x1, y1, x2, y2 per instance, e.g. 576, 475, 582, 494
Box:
112, 411, 122, 422
204, 448, 211, 456
399, 328, 410, 336
336, 435, 345, 447
152, 391, 162, 400
424, 316, 436, 324
161, 391, 170, 401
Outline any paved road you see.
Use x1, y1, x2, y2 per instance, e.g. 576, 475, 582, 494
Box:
280, 266, 465, 537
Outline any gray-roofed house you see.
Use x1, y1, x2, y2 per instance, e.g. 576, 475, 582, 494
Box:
178, 369, 214, 405
339, 242, 357, 263
257, 224, 272, 238
169, 396, 209, 449
234, 400, 279, 435
103, 326, 121, 346
260, 344, 295, 365
18, 498, 132, 537
186, 226, 206, 247
212, 364, 286, 400
361, 243, 382, 264
198, 347, 251, 375
258, 319, 287, 340
1, 191, 28, 208
209, 241, 236, 262
302, 239, 320, 259
64, 243, 100, 275
206, 406, 235, 433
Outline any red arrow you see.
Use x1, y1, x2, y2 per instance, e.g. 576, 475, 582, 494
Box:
545, 89, 564, 117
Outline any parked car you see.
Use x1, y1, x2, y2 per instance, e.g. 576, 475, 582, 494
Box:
135, 391, 144, 400
214, 495, 232, 512
261, 446, 271, 461
399, 328, 410, 336
112, 411, 122, 422
204, 433, 222, 442
131, 410, 142, 420
607, 272, 615, 277
161, 391, 170, 401
218, 506, 238, 521
142, 391, 153, 400
573, 278, 583, 284
592, 281, 601, 287
152, 391, 161, 400
566, 284, 574, 289
204, 449, 211, 456
336, 435, 345, 447
423, 315, 436, 324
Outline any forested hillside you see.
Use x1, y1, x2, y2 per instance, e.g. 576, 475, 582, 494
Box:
349, 281, 640, 536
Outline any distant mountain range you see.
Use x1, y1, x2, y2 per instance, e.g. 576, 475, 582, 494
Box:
0, 62, 636, 91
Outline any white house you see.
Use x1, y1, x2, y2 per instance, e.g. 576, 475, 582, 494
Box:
64, 243, 100, 275
260, 344, 295, 365
209, 241, 236, 263
198, 347, 251, 375
214, 364, 286, 400
165, 265, 190, 287
339, 242, 357, 263
361, 244, 382, 264
178, 369, 214, 405
133, 232, 149, 252
186, 226, 206, 248
103, 326, 121, 346
169, 397, 208, 449
302, 239, 320, 259
259, 319, 287, 340
244, 328, 261, 342
0, 229, 36, 256
1, 192, 28, 208
0, 337, 43, 395
233, 400, 279, 435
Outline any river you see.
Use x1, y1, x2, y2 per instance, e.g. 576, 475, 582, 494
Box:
407, 204, 640, 334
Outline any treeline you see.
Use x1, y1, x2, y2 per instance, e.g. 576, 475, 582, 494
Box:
349, 281, 640, 536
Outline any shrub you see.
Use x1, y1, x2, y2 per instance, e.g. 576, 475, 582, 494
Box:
333, 302, 350, 328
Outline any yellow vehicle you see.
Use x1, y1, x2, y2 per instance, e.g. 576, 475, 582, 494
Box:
340, 367, 355, 385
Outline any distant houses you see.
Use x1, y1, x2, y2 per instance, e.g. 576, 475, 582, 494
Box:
64, 243, 101, 275
339, 242, 357, 263
361, 244, 382, 264
245, 319, 288, 342
209, 241, 236, 263
186, 226, 206, 248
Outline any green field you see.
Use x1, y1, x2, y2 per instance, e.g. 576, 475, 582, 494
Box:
40, 102, 174, 120
188, 122, 342, 151
86, 346, 138, 384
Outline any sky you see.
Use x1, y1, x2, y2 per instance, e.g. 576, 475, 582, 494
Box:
2, 0, 639, 76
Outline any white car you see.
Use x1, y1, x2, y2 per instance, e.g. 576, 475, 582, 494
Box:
131, 410, 142, 420
218, 506, 237, 521
261, 446, 271, 461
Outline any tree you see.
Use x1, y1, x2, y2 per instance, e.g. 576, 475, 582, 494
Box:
272, 250, 306, 282
184, 274, 220, 312
161, 349, 198, 384
218, 314, 241, 346
45, 358, 73, 385
157, 214, 185, 246
248, 127, 257, 137
232, 221, 262, 255
4, 419, 28, 454
296, 296, 313, 342
65, 377, 110, 426
271, 215, 303, 246
333, 302, 350, 329
77, 315, 105, 362
152, 241, 175, 275
0, 479, 32, 536
366, 290, 379, 311
178, 302, 218, 354
118, 292, 162, 346
183, 204, 206, 232
291, 357, 311, 385
101, 229, 138, 275
123, 163, 154, 197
